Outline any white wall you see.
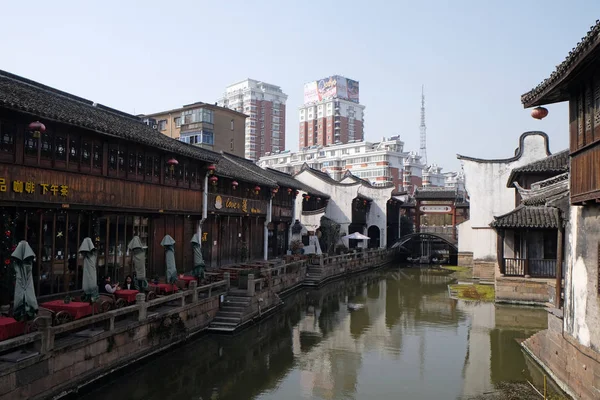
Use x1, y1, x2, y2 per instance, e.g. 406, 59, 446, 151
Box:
458, 133, 551, 261
456, 219, 473, 252
295, 170, 393, 248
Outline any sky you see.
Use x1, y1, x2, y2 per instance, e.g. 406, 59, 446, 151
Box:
1, 1, 599, 171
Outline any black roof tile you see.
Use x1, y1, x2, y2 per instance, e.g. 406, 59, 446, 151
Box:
506, 149, 569, 187
491, 206, 561, 229
0, 70, 219, 163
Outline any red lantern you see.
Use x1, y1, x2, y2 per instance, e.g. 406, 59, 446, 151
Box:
4, 259, 9, 266
5, 230, 10, 237
28, 121, 46, 139
294, 190, 299, 196
167, 158, 179, 172
305, 195, 311, 201
254, 186, 261, 195
207, 164, 217, 175
531, 107, 548, 120
232, 180, 239, 190
363, 200, 367, 206
209, 176, 218, 186
317, 197, 321, 202
287, 188, 293, 195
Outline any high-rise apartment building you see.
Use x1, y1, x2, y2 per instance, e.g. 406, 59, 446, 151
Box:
299, 75, 365, 148
218, 79, 287, 161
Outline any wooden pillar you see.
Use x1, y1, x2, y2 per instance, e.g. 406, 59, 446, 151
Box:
415, 200, 421, 233
496, 229, 505, 275
555, 227, 564, 308
451, 206, 457, 241
524, 230, 530, 277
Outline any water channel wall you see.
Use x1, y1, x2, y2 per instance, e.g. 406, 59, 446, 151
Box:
495, 277, 552, 305
522, 308, 600, 400
0, 249, 395, 400
457, 252, 473, 267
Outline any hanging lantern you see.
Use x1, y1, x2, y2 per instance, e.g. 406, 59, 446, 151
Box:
272, 187, 279, 194
363, 200, 367, 206
28, 121, 46, 139
317, 197, 321, 202
531, 107, 548, 120
305, 195, 311, 201
294, 190, 299, 196
254, 185, 261, 195
207, 164, 217, 175
232, 180, 239, 190
167, 157, 179, 172
287, 188, 293, 195
209, 176, 218, 186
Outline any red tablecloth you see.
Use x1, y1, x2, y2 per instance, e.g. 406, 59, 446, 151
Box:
0, 316, 25, 341
114, 289, 139, 303
148, 283, 179, 294
40, 300, 93, 320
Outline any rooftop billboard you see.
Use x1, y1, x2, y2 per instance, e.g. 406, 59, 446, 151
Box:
303, 75, 359, 104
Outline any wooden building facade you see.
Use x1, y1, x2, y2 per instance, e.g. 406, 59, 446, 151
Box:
0, 70, 219, 302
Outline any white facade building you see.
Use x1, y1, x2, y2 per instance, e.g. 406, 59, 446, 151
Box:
218, 79, 288, 161
456, 132, 551, 279
293, 166, 395, 248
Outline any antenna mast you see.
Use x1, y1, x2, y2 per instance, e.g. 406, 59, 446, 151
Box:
419, 85, 427, 166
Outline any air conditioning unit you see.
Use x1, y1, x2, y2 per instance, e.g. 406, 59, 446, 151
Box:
152, 124, 158, 130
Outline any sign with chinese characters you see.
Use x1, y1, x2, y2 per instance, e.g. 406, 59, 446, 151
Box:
208, 193, 266, 215
419, 205, 452, 213
0, 178, 68, 197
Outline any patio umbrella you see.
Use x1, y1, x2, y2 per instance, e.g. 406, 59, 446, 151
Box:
342, 232, 371, 240
190, 234, 205, 280
127, 236, 148, 290
11, 241, 38, 322
79, 237, 99, 303
160, 235, 177, 285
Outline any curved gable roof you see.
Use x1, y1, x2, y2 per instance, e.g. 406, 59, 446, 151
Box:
457, 131, 550, 164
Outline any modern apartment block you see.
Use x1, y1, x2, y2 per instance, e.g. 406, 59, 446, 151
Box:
218, 79, 287, 161
258, 137, 407, 190
140, 102, 247, 157
422, 164, 465, 191
299, 75, 365, 148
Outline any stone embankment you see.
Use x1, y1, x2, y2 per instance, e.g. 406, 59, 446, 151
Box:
0, 248, 395, 399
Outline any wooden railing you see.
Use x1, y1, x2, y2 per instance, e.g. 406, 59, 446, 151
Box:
503, 258, 556, 278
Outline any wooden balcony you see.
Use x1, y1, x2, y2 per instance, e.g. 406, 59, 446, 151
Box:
503, 258, 556, 278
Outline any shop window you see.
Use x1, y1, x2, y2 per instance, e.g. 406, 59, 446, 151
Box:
82, 140, 91, 163
40, 131, 53, 159
0, 121, 15, 153
146, 156, 153, 177
56, 135, 67, 161
118, 150, 125, 171
109, 148, 117, 170
24, 130, 38, 157
128, 151, 136, 174
137, 153, 145, 176
69, 136, 80, 161
93, 143, 103, 169
153, 156, 160, 178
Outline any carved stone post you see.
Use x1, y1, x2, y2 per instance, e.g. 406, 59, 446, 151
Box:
137, 293, 147, 321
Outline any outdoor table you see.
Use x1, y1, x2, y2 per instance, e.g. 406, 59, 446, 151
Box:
114, 289, 139, 303
0, 316, 25, 341
148, 283, 179, 295
40, 300, 93, 320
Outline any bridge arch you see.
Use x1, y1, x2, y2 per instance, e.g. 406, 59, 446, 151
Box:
391, 233, 458, 264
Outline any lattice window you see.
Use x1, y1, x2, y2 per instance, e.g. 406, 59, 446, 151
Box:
578, 92, 585, 148
586, 85, 593, 131
594, 81, 600, 126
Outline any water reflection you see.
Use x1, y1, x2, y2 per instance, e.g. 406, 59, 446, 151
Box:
78, 267, 549, 400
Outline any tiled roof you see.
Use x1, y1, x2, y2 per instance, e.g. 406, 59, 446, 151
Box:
414, 188, 457, 200
518, 173, 570, 206
262, 168, 330, 198
491, 206, 561, 229
521, 20, 600, 107
506, 149, 569, 187
0, 70, 219, 163
217, 153, 278, 187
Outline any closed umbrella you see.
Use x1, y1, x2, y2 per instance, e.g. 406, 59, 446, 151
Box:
160, 235, 177, 285
190, 234, 205, 280
11, 241, 38, 322
79, 237, 99, 303
127, 236, 148, 291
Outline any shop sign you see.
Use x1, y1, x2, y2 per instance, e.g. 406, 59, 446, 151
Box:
419, 205, 452, 213
0, 178, 68, 196
209, 194, 266, 215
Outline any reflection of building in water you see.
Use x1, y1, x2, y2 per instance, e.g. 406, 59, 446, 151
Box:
458, 302, 548, 398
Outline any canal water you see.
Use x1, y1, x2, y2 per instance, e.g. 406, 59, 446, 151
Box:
78, 267, 561, 400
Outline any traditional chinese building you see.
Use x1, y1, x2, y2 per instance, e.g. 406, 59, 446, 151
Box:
0, 70, 219, 302
520, 20, 600, 399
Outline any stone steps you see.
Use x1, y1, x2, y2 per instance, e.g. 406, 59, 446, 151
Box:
208, 293, 252, 332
